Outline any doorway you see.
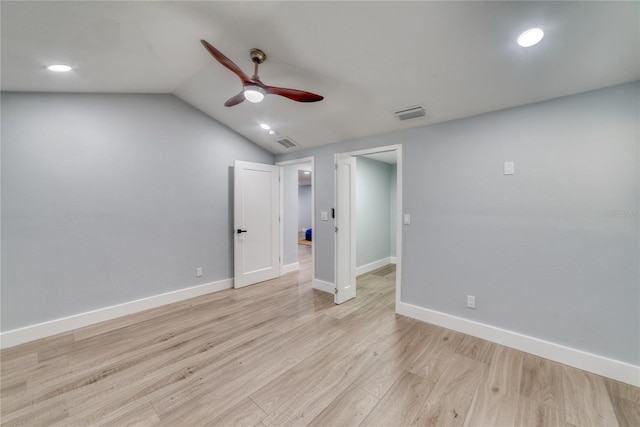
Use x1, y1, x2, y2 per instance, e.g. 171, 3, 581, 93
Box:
276, 157, 315, 284
335, 145, 402, 308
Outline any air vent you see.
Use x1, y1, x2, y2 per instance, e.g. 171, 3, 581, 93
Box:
393, 105, 426, 121
276, 137, 299, 149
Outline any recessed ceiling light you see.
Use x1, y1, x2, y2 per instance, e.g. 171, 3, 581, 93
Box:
269, 130, 275, 135
259, 123, 271, 130
46, 64, 72, 72
517, 28, 544, 47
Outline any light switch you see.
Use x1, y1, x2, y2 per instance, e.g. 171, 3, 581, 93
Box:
403, 214, 411, 225
321, 211, 328, 221
504, 161, 514, 175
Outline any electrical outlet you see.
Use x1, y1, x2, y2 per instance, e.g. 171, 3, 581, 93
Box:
467, 295, 476, 309
196, 267, 203, 277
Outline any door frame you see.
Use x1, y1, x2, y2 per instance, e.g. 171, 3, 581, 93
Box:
335, 144, 402, 310
275, 157, 315, 283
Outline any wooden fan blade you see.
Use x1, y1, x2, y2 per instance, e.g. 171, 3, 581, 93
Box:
224, 92, 246, 107
200, 40, 251, 84
264, 86, 324, 103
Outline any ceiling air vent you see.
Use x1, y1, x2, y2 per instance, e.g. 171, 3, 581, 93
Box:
276, 137, 299, 149
393, 105, 426, 121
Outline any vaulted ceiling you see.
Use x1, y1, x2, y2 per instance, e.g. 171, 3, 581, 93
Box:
2, 1, 638, 154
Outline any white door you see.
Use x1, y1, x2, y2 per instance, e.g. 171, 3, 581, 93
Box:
234, 160, 280, 288
335, 156, 356, 303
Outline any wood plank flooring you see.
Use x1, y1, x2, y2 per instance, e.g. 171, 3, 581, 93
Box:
1, 244, 638, 426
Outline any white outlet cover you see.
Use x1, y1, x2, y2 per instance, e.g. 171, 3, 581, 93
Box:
467, 295, 476, 308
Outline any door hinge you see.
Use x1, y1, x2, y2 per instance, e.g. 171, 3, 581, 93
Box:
335, 163, 338, 170
335, 226, 338, 233
334, 288, 338, 294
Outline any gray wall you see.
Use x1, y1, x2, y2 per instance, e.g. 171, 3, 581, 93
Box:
356, 157, 392, 267
282, 164, 299, 265
1, 92, 274, 331
298, 185, 312, 232
276, 82, 640, 366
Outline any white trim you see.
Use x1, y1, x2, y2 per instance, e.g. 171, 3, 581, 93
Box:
390, 256, 397, 264
312, 279, 335, 294
279, 166, 285, 276
356, 257, 393, 276
338, 145, 400, 159
397, 301, 640, 387
275, 157, 315, 167
0, 279, 233, 349
282, 262, 300, 274
395, 145, 402, 312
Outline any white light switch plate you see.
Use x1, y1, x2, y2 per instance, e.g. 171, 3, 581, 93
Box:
504, 161, 514, 175
403, 214, 411, 225
321, 211, 328, 221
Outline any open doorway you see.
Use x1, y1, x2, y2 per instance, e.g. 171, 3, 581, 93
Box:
335, 145, 402, 308
277, 157, 315, 284
355, 152, 397, 275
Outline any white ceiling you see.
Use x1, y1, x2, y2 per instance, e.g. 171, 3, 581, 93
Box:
2, 1, 638, 155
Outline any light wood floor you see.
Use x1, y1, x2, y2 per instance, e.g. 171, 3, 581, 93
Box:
1, 244, 638, 426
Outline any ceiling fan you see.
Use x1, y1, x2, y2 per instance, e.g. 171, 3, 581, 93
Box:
200, 40, 324, 107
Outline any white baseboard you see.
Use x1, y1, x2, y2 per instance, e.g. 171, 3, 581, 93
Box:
397, 301, 640, 387
312, 279, 335, 294
356, 257, 392, 276
390, 256, 397, 264
0, 278, 233, 349
282, 262, 300, 274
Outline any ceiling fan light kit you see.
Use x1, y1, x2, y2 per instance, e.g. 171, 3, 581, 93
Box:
244, 85, 265, 103
200, 40, 323, 107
